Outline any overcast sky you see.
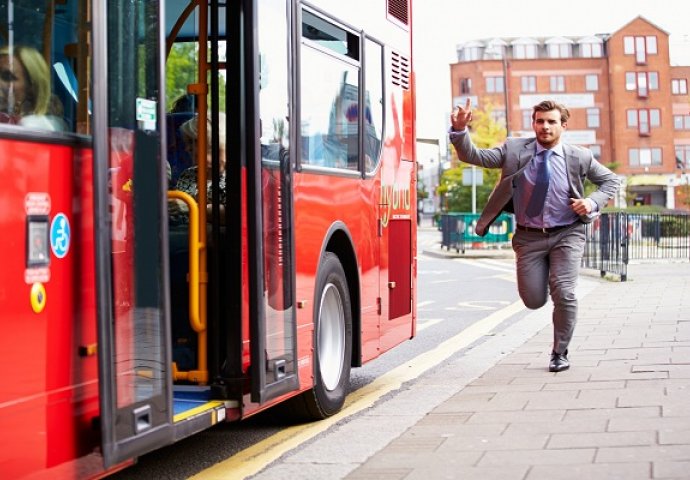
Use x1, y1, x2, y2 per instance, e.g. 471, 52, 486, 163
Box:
413, 0, 690, 144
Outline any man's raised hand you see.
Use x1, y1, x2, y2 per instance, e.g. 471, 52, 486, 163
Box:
451, 97, 472, 132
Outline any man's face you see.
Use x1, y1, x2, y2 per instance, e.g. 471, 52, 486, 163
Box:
532, 109, 566, 148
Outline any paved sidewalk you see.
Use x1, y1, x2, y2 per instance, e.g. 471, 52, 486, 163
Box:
346, 262, 690, 480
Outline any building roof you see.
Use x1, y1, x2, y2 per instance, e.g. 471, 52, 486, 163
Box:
545, 36, 574, 45
578, 35, 604, 44
611, 15, 670, 37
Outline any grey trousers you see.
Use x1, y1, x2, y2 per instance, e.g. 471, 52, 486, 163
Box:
511, 222, 586, 354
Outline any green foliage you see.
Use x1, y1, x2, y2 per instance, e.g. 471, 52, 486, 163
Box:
165, 42, 226, 112
166, 43, 198, 110
439, 166, 501, 212
469, 101, 507, 148
660, 216, 690, 236
604, 205, 665, 214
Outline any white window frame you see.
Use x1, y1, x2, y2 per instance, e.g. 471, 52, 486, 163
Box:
624, 35, 657, 64
580, 42, 603, 58
672, 78, 688, 95
585, 74, 598, 91
673, 114, 690, 130
550, 75, 565, 92
521, 75, 536, 93
629, 147, 662, 166
486, 76, 504, 93
586, 108, 600, 128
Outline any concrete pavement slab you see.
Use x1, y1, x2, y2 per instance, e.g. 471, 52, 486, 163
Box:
250, 262, 690, 480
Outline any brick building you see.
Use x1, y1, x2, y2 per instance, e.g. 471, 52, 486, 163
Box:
450, 16, 690, 210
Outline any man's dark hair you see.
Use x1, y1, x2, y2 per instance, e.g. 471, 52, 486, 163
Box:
532, 100, 570, 123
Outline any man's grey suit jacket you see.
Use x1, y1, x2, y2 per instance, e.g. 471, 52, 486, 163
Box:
450, 131, 620, 237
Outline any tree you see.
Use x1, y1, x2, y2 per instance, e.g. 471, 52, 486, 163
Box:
165, 42, 226, 112
439, 101, 505, 212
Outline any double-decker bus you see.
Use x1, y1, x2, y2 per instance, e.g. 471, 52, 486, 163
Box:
0, 0, 416, 477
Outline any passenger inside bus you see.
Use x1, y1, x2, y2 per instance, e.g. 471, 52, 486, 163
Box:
0, 45, 66, 131
168, 112, 227, 224
168, 112, 227, 371
170, 93, 197, 114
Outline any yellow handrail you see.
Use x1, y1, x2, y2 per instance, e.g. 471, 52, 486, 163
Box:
167, 190, 208, 384
167, 190, 204, 334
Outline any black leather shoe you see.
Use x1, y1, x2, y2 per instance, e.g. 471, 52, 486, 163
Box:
549, 350, 569, 372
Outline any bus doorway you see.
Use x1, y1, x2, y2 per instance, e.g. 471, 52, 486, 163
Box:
163, 0, 300, 413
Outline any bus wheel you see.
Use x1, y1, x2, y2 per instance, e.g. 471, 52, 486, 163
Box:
291, 252, 352, 420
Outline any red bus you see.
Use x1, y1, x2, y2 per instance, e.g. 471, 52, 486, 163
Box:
0, 0, 416, 478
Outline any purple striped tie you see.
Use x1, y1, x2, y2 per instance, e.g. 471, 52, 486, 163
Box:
526, 149, 552, 217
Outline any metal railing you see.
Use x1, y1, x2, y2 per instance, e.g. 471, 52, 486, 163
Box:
582, 212, 690, 281
439, 212, 690, 281
440, 214, 466, 253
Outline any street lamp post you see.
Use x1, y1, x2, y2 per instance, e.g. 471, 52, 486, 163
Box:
501, 54, 510, 136
486, 44, 511, 136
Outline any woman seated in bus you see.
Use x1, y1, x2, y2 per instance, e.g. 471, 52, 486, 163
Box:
169, 112, 227, 225
0, 45, 66, 131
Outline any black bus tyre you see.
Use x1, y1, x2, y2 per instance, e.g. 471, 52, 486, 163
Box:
289, 252, 352, 420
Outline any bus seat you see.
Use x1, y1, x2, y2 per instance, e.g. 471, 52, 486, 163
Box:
166, 112, 194, 185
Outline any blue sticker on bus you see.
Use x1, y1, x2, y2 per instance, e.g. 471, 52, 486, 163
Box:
50, 213, 71, 259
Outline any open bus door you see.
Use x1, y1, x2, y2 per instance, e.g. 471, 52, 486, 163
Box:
241, 0, 301, 405
92, 1, 174, 468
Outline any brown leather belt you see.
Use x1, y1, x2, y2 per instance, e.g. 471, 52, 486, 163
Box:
516, 221, 581, 234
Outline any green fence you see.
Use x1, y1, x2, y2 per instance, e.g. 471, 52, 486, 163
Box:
440, 213, 514, 251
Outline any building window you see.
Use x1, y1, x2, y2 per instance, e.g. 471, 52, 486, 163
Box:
637, 72, 648, 97
491, 109, 506, 126
624, 35, 657, 64
547, 42, 572, 59
585, 74, 598, 91
676, 145, 690, 169
589, 145, 602, 160
513, 42, 538, 59
625, 72, 636, 90
586, 108, 600, 128
648, 72, 659, 90
463, 46, 482, 61
550, 75, 565, 92
521, 76, 536, 92
636, 37, 646, 64
580, 42, 603, 58
629, 147, 662, 167
638, 109, 650, 135
672, 78, 688, 95
522, 109, 532, 130
486, 76, 504, 93
626, 72, 658, 96
627, 110, 637, 127
646, 36, 658, 54
674, 115, 690, 130
460, 77, 472, 94
627, 108, 661, 135
650, 109, 660, 127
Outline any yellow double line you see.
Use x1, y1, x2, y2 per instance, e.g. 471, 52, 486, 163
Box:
193, 300, 526, 480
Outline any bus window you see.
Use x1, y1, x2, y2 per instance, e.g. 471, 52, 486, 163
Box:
364, 38, 384, 173
300, 11, 360, 171
0, 1, 88, 134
